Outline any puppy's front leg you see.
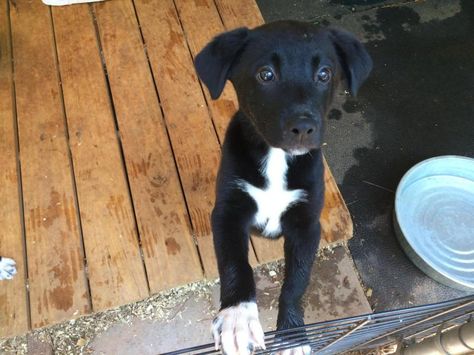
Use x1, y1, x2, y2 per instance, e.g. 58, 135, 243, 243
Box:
276, 206, 321, 355
211, 201, 266, 355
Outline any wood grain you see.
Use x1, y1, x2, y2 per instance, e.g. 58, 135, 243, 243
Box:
10, 0, 90, 328
93, 0, 204, 291
321, 158, 353, 243
173, 0, 258, 266
215, 0, 264, 30
52, 5, 149, 309
0, 1, 29, 337
250, 234, 285, 264
134, 0, 223, 277
2, 0, 354, 336
174, 0, 238, 142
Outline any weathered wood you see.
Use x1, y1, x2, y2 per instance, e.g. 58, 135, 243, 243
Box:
2, 0, 354, 336
10, 0, 90, 328
52, 4, 149, 309
173, 0, 258, 266
215, 0, 264, 30
321, 158, 354, 243
174, 0, 238, 142
0, 1, 28, 337
134, 0, 223, 277
93, 0, 204, 291
250, 234, 285, 264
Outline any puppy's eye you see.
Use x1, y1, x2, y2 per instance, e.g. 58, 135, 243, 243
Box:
256, 67, 276, 83
316, 67, 332, 83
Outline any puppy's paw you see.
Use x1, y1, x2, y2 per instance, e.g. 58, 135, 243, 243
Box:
212, 302, 265, 355
0, 257, 17, 281
275, 344, 312, 355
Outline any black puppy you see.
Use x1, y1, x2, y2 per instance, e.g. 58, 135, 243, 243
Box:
195, 21, 371, 355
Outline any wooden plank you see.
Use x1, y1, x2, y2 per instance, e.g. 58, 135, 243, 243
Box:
251, 233, 285, 263
51, 5, 149, 309
93, 0, 204, 291
215, 0, 263, 30
174, 0, 238, 142
320, 158, 353, 243
10, 0, 90, 328
0, 1, 28, 337
173, 0, 258, 267
134, 0, 223, 277
215, 0, 354, 259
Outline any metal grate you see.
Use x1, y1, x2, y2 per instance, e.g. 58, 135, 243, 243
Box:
163, 295, 474, 354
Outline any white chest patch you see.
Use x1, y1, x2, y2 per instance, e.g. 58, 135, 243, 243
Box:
238, 148, 306, 237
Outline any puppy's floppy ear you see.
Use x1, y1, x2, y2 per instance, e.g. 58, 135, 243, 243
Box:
194, 27, 249, 99
329, 28, 373, 96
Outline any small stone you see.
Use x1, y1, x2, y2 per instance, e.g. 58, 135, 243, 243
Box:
76, 338, 86, 347
366, 288, 373, 298
269, 270, 276, 277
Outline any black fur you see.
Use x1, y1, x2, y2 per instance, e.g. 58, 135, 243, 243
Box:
195, 20, 372, 334
329, 28, 373, 95
195, 27, 249, 100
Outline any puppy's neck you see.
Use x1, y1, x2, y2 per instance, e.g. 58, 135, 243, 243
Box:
236, 110, 269, 150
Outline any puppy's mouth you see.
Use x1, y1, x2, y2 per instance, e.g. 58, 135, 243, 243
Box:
244, 112, 320, 155
281, 142, 320, 156
285, 148, 311, 156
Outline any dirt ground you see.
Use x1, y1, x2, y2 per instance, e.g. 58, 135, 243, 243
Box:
0, 245, 373, 354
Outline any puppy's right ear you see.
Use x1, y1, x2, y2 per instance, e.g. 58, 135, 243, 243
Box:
194, 27, 249, 100
329, 28, 372, 96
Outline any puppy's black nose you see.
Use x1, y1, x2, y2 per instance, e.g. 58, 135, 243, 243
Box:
289, 119, 316, 137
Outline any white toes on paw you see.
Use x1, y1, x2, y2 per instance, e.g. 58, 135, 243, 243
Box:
0, 257, 17, 281
277, 344, 312, 355
212, 302, 266, 355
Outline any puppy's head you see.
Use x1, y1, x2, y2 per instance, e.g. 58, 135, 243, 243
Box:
195, 21, 372, 155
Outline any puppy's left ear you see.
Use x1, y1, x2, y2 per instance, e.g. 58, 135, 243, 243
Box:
195, 27, 249, 100
329, 28, 373, 96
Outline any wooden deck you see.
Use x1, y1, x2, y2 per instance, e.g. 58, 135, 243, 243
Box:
0, 0, 353, 337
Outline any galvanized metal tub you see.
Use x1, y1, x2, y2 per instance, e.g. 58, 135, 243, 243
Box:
394, 155, 474, 291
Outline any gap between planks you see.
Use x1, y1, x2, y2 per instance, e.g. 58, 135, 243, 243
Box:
49, 5, 95, 314
10, 0, 91, 328
92, 0, 205, 288
170, 0, 262, 266
53, 2, 156, 313
0, 0, 30, 337
132, 0, 224, 278
1, 0, 353, 336
125, 0, 207, 280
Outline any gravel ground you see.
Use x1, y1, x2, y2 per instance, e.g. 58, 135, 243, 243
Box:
0, 278, 218, 354
0, 244, 359, 354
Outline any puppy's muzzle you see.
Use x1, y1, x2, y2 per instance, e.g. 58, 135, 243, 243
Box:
283, 116, 321, 154
288, 118, 316, 138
